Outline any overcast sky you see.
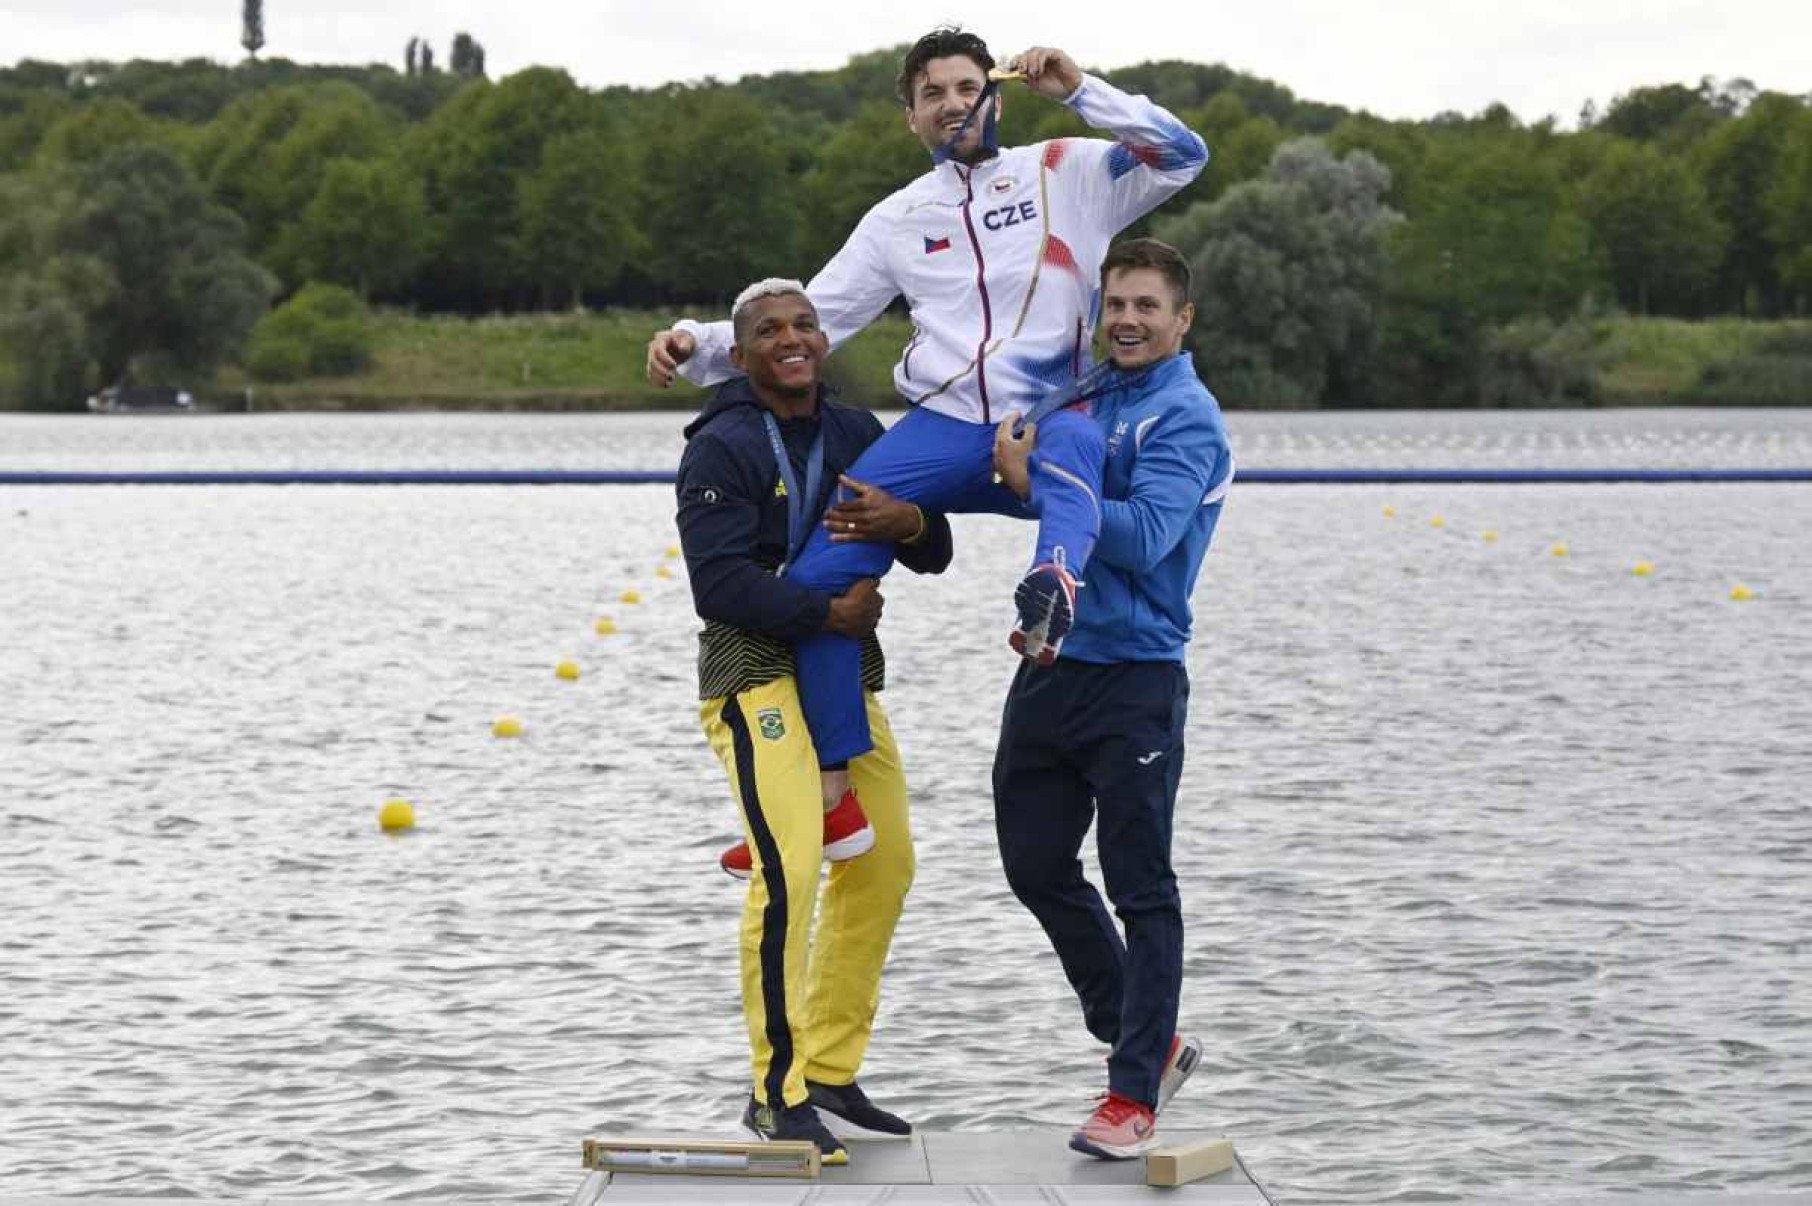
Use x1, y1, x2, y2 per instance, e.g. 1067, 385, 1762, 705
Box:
4, 0, 1806, 124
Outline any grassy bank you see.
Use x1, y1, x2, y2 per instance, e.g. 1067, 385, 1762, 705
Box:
1594, 316, 1812, 406
228, 310, 1812, 410
218, 308, 915, 411
8, 310, 1810, 410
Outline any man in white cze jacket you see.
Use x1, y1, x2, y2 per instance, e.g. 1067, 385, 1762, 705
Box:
647, 27, 1208, 844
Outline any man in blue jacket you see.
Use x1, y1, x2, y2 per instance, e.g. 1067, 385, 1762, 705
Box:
992, 238, 1233, 1160
678, 279, 954, 1163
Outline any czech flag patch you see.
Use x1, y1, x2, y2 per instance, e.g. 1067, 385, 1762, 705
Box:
924, 235, 951, 254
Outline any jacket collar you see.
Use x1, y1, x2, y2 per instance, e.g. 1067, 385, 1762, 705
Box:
937, 149, 1006, 188
683, 377, 833, 440
1099, 352, 1196, 406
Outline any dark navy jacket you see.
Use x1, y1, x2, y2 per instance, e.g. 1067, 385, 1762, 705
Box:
676, 379, 953, 639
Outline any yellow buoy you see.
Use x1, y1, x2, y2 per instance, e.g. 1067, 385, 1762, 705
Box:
1382, 506, 1396, 519
655, 564, 674, 580
556, 660, 580, 681
1482, 530, 1499, 543
620, 588, 642, 604
379, 798, 416, 832
1632, 561, 1655, 577
493, 715, 524, 738
665, 544, 680, 558
1429, 515, 1446, 528
1551, 542, 1569, 557
1730, 583, 1755, 601
595, 617, 618, 635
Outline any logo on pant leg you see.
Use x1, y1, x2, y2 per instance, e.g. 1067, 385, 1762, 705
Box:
757, 707, 786, 741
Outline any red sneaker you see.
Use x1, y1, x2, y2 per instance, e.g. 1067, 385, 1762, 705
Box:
1068, 1091, 1158, 1160
821, 789, 875, 861
719, 790, 875, 880
719, 841, 754, 879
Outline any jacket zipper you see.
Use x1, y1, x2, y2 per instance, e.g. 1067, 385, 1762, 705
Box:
957, 167, 993, 424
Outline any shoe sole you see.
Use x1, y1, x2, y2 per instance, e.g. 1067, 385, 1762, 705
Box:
815, 1110, 913, 1141
721, 823, 876, 880
1156, 1036, 1203, 1114
1068, 1129, 1159, 1160
1008, 627, 1060, 665
741, 1123, 849, 1165
824, 824, 875, 863
1011, 571, 1073, 665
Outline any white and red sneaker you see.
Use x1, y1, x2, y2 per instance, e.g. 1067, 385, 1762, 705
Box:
719, 789, 875, 880
1068, 1091, 1159, 1160
1010, 561, 1079, 666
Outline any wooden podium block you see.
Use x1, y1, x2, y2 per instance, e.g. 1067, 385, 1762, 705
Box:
581, 1136, 820, 1179
1144, 1136, 1235, 1187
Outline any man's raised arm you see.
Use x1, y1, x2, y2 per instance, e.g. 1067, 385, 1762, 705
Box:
1006, 46, 1207, 232
647, 208, 902, 388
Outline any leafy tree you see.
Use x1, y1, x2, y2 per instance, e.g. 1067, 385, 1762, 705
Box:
1575, 139, 1725, 314
639, 89, 799, 302
1395, 134, 1602, 324
283, 156, 426, 298
61, 144, 275, 384
450, 33, 487, 79
1594, 81, 1726, 148
1326, 114, 1428, 210
245, 282, 373, 380
196, 81, 396, 263
409, 67, 590, 307
798, 98, 925, 267
1155, 139, 1401, 407
0, 91, 74, 171
1766, 107, 1812, 310
1377, 133, 1604, 403
1696, 91, 1807, 314
0, 173, 113, 408
515, 129, 641, 307
242, 0, 265, 60
31, 97, 162, 168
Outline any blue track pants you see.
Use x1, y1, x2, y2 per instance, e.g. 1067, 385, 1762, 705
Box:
786, 404, 1104, 763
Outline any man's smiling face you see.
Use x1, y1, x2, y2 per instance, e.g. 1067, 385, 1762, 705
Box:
905, 54, 996, 160
1101, 266, 1194, 370
731, 293, 828, 399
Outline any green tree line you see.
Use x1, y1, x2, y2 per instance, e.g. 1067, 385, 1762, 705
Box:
1, 51, 1809, 409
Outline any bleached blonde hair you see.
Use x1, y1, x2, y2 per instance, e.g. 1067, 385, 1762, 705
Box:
730, 278, 811, 343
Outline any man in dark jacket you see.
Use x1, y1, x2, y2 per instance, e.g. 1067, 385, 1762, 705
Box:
677, 279, 953, 1164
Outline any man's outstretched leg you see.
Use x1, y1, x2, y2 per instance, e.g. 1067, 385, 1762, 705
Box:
788, 406, 998, 763
997, 406, 1105, 664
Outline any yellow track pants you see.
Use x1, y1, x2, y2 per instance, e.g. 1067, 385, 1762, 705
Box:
700, 676, 914, 1109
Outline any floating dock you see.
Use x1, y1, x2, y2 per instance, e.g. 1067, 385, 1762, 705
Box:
572, 1130, 1269, 1204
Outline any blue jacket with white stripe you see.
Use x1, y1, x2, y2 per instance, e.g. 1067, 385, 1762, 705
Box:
1062, 352, 1232, 664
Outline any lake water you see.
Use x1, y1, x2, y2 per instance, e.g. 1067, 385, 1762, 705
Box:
2, 409, 1809, 1202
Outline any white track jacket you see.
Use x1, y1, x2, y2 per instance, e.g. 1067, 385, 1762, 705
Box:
676, 75, 1209, 426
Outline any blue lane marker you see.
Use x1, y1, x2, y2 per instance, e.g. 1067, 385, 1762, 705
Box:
4, 468, 1812, 486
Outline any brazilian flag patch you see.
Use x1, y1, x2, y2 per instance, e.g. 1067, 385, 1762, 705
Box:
757, 707, 786, 741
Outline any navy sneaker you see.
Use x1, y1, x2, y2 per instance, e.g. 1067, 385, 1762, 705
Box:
741, 1095, 848, 1165
807, 1078, 913, 1139
1010, 561, 1079, 665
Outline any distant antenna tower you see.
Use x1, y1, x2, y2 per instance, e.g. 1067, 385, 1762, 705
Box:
241, 0, 265, 58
